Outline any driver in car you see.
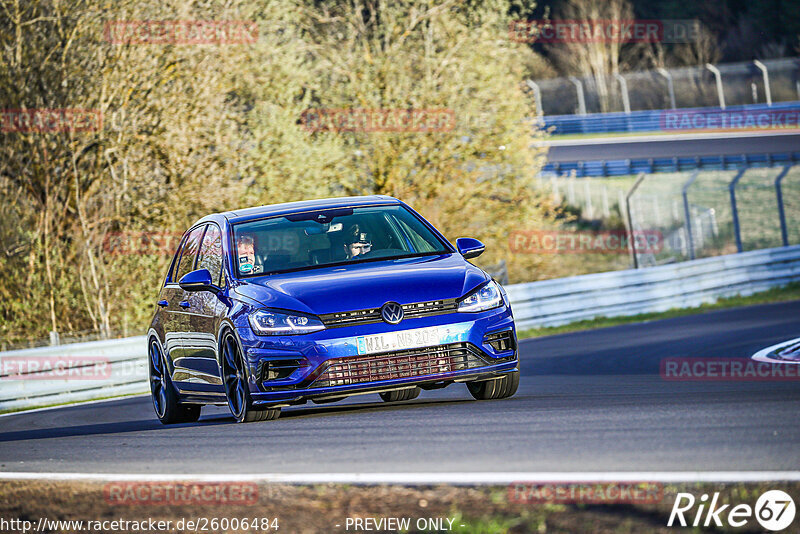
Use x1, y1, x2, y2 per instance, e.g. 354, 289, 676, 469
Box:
237, 235, 263, 274
344, 225, 372, 259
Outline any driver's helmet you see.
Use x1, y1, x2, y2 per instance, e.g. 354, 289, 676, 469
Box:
345, 224, 372, 258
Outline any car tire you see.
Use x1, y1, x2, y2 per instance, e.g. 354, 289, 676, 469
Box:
148, 339, 201, 424
467, 371, 519, 400
379, 387, 421, 403
221, 331, 281, 423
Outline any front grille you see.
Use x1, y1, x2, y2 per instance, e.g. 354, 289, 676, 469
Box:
319, 298, 459, 328
309, 342, 487, 388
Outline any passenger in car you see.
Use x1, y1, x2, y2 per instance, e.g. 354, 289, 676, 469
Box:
344, 224, 372, 259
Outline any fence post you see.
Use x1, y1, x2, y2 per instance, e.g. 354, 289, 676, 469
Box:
775, 165, 791, 247
568, 76, 587, 115
753, 60, 772, 106
526, 80, 544, 118
695, 215, 705, 249
706, 63, 726, 109
602, 185, 610, 218
729, 168, 747, 252
613, 72, 631, 114
568, 176, 576, 205
682, 170, 700, 260
626, 172, 647, 269
551, 176, 560, 203
657, 68, 677, 109
584, 179, 593, 218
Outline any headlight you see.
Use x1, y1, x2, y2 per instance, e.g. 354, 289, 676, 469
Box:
457, 280, 503, 312
248, 309, 325, 335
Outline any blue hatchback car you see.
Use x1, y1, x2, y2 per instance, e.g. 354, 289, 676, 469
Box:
148, 196, 519, 423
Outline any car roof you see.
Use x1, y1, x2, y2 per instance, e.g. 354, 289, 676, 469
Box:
195, 195, 402, 227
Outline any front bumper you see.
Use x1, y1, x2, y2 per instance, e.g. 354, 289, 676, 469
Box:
235, 303, 518, 406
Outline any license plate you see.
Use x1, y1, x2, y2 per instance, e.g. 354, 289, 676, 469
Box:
356, 326, 441, 355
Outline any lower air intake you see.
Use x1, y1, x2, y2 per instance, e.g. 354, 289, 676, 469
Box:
309, 342, 488, 388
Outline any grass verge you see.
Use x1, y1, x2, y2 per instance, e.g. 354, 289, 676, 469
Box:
0, 481, 793, 533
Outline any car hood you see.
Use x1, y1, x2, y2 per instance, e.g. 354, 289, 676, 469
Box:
232, 253, 488, 315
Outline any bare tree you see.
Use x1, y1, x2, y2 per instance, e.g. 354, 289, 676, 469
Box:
545, 0, 637, 112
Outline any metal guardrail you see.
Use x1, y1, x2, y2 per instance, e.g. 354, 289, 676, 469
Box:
539, 101, 800, 136
542, 152, 800, 177
2, 245, 799, 411
505, 245, 800, 329
0, 336, 148, 412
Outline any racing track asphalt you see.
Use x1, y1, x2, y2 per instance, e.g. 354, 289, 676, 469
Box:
545, 132, 800, 162
1, 299, 799, 475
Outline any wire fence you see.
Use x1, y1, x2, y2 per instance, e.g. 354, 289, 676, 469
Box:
532, 57, 800, 116
541, 165, 800, 267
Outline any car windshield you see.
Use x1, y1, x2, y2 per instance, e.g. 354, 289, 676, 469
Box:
232, 204, 451, 276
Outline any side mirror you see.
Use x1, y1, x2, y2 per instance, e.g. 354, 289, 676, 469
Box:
179, 269, 217, 292
456, 237, 485, 259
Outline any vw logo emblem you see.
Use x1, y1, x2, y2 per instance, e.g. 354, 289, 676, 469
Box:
381, 302, 404, 324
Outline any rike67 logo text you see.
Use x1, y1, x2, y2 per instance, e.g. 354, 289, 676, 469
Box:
668, 490, 795, 531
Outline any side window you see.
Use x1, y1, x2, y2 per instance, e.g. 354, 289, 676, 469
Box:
196, 225, 223, 287
174, 226, 206, 282
166, 240, 184, 285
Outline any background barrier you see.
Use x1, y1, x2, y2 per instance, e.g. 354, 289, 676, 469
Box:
0, 336, 148, 412
539, 101, 800, 136
2, 246, 799, 411
533, 58, 800, 116
506, 245, 800, 329
542, 152, 800, 177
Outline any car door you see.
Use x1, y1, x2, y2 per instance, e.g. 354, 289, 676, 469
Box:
155, 239, 186, 373
166, 224, 207, 389
181, 223, 227, 395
